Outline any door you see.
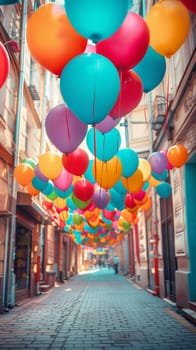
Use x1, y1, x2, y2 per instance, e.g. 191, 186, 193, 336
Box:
161, 198, 176, 301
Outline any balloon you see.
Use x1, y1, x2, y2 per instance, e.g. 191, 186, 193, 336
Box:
156, 182, 172, 199
64, 0, 129, 42
45, 104, 88, 154
73, 213, 83, 225
73, 179, 94, 202
96, 115, 121, 133
180, 0, 196, 13
27, 183, 40, 197
0, 1, 21, 4
60, 53, 120, 125
133, 46, 166, 93
117, 148, 139, 178
72, 193, 91, 210
138, 158, 152, 182
110, 70, 143, 118
42, 181, 54, 196
113, 179, 127, 195
14, 164, 34, 186
148, 152, 168, 174
122, 169, 143, 193
21, 158, 36, 169
35, 164, 48, 182
39, 152, 63, 180
140, 196, 152, 211
92, 187, 110, 209
146, 0, 190, 57
32, 176, 48, 191
167, 144, 188, 167
54, 185, 73, 199
26, 3, 87, 75
92, 157, 122, 190
102, 209, 116, 220
0, 42, 10, 88
62, 148, 89, 176
53, 167, 73, 191
125, 193, 137, 209
152, 169, 168, 181
96, 11, 150, 70
148, 175, 161, 187
133, 190, 146, 202
47, 189, 58, 201
86, 127, 121, 161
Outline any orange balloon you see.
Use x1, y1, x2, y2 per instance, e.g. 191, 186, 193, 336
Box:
140, 196, 152, 212
26, 4, 87, 76
138, 158, 151, 182
121, 209, 134, 224
146, 0, 190, 58
167, 144, 188, 168
27, 183, 40, 196
39, 152, 63, 180
14, 164, 35, 186
92, 157, 122, 190
148, 175, 160, 187
122, 169, 143, 193
54, 197, 67, 209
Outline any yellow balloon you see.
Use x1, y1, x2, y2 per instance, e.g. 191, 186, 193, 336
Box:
138, 158, 151, 182
146, 0, 190, 57
92, 157, 122, 190
54, 197, 66, 209
121, 209, 134, 224
59, 210, 68, 221
39, 152, 63, 180
149, 175, 160, 187
122, 169, 143, 193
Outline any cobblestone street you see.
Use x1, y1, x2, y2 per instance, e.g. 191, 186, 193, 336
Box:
0, 269, 195, 350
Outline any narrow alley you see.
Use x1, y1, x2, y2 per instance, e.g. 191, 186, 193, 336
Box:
0, 269, 195, 350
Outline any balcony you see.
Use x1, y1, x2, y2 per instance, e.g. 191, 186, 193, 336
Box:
152, 95, 166, 131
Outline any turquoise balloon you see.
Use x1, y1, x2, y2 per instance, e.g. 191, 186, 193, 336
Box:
60, 53, 120, 125
86, 127, 121, 161
42, 181, 54, 196
109, 189, 125, 208
55, 185, 73, 199
66, 196, 77, 211
143, 181, 150, 191
133, 46, 166, 93
117, 148, 139, 177
0, 1, 21, 4
152, 170, 168, 181
64, 0, 129, 42
113, 179, 127, 195
84, 160, 96, 184
156, 182, 172, 199
32, 176, 48, 191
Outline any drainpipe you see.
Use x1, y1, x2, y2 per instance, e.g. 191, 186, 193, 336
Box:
5, 0, 28, 307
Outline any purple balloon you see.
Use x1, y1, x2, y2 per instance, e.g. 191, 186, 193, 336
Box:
92, 187, 110, 209
35, 164, 48, 181
45, 104, 88, 153
95, 115, 121, 133
148, 152, 168, 174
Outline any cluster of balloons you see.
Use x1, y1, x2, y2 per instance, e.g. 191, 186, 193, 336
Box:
14, 142, 188, 248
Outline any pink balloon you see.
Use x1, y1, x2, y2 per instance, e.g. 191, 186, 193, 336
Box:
45, 104, 88, 153
95, 115, 121, 133
53, 167, 73, 191
0, 42, 10, 88
96, 12, 150, 70
110, 70, 143, 118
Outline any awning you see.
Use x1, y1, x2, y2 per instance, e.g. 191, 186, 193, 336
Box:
17, 192, 49, 224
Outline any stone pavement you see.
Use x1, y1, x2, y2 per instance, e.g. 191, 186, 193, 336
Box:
0, 268, 195, 350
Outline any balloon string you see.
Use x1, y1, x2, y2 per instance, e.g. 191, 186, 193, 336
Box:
93, 126, 97, 180
164, 58, 170, 130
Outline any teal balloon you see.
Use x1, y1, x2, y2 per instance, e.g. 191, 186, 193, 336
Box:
133, 46, 166, 93
109, 189, 125, 208
156, 182, 172, 199
66, 196, 77, 211
0, 1, 21, 4
117, 148, 139, 177
42, 181, 54, 196
60, 53, 120, 125
143, 181, 150, 191
152, 170, 168, 181
64, 0, 129, 42
32, 176, 48, 191
55, 185, 73, 199
84, 160, 96, 183
86, 127, 121, 161
113, 179, 127, 195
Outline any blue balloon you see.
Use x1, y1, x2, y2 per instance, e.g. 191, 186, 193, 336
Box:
109, 189, 125, 208
113, 179, 127, 195
133, 46, 166, 93
42, 181, 54, 196
32, 176, 48, 191
66, 196, 77, 211
86, 127, 121, 161
156, 182, 172, 199
84, 159, 96, 183
60, 53, 120, 125
55, 185, 73, 199
117, 148, 139, 177
64, 0, 129, 42
152, 170, 168, 181
142, 181, 150, 191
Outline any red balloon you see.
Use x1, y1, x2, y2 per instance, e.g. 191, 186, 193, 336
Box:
125, 193, 137, 209
96, 12, 150, 70
102, 209, 116, 220
110, 70, 143, 118
0, 42, 10, 88
180, 0, 196, 13
62, 148, 89, 176
73, 179, 94, 202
